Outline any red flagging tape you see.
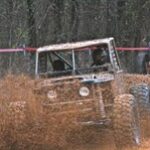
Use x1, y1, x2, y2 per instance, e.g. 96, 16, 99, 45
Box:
0, 47, 150, 53
25, 47, 36, 52
116, 47, 150, 51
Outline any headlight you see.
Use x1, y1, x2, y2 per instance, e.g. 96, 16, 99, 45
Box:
79, 87, 90, 97
47, 90, 57, 99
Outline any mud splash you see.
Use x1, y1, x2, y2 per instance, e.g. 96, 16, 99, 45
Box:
0, 74, 150, 150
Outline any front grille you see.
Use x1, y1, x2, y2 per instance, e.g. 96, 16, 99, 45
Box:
36, 81, 95, 103
35, 80, 114, 119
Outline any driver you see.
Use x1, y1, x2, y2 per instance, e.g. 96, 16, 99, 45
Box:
92, 48, 108, 66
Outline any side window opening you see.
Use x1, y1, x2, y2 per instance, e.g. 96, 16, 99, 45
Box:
74, 44, 111, 73
38, 51, 73, 77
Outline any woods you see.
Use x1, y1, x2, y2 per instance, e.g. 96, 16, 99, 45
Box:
0, 0, 150, 76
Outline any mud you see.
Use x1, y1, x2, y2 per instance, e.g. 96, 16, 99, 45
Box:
0, 74, 150, 150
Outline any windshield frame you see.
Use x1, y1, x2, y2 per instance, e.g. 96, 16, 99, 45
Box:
35, 38, 119, 77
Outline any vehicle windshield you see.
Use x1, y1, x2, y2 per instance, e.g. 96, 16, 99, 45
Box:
37, 44, 111, 77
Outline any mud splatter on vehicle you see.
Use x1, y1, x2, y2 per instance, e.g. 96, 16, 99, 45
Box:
34, 38, 147, 149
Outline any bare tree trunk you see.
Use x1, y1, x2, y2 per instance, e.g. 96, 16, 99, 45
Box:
26, 0, 37, 75
69, 0, 79, 42
52, 0, 64, 43
26, 0, 37, 47
106, 0, 110, 37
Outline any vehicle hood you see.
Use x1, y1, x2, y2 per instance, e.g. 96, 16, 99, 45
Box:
36, 72, 114, 87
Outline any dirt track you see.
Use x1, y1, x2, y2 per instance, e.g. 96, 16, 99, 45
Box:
69, 129, 116, 150
1, 75, 150, 150
73, 117, 150, 150
5, 128, 150, 150
68, 128, 150, 150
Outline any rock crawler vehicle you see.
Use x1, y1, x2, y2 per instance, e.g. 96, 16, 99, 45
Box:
33, 37, 149, 148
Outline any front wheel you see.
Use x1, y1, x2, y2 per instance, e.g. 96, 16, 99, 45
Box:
113, 94, 141, 149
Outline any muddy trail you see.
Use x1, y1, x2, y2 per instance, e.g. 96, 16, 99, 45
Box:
0, 74, 150, 150
68, 126, 150, 150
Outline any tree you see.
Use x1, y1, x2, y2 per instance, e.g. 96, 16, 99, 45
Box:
26, 0, 37, 47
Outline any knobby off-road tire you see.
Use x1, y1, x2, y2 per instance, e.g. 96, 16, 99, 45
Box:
130, 84, 150, 117
113, 94, 141, 149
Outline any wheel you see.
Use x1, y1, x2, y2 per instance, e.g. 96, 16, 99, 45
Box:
113, 94, 141, 149
130, 83, 150, 117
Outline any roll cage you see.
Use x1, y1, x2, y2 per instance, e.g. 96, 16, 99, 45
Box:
35, 38, 121, 77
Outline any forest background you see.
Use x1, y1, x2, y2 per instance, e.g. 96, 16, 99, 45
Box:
0, 0, 150, 76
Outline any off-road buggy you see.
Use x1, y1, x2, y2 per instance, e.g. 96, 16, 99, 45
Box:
32, 37, 150, 149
